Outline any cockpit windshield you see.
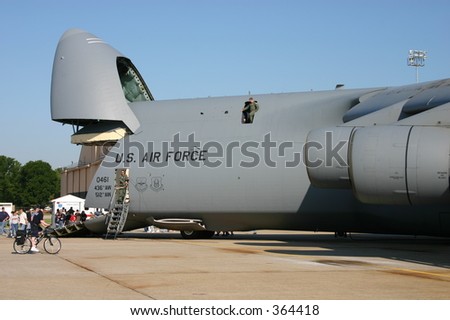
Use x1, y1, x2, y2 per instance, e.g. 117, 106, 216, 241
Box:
117, 57, 154, 103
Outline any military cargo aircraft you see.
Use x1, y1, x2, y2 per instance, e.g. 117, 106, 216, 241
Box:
51, 29, 450, 238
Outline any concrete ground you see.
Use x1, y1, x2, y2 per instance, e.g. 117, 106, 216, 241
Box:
1, 230, 450, 300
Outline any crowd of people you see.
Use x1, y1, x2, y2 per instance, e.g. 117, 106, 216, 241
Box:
0, 207, 30, 238
0, 206, 50, 252
0, 206, 96, 239
54, 207, 90, 228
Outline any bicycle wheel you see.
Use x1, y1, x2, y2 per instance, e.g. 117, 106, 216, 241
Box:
43, 236, 61, 254
13, 238, 32, 254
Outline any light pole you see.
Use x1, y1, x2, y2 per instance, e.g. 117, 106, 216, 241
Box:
407, 50, 427, 83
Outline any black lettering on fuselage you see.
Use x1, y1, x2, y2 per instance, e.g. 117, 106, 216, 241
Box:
126, 153, 134, 163
152, 152, 161, 162
131, 150, 208, 165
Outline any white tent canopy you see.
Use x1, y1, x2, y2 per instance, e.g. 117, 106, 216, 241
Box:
51, 194, 85, 214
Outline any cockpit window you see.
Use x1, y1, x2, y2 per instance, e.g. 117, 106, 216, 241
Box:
117, 57, 154, 103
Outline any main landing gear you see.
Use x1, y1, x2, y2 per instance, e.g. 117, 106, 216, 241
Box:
180, 230, 215, 239
334, 231, 348, 238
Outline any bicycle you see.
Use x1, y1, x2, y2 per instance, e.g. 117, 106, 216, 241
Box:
13, 227, 62, 254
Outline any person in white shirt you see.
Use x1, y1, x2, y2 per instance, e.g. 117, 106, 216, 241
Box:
18, 209, 28, 231
9, 211, 19, 237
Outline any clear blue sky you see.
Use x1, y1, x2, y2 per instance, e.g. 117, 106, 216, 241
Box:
1, 0, 449, 168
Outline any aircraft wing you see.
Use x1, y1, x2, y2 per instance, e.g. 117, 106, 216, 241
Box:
343, 79, 450, 124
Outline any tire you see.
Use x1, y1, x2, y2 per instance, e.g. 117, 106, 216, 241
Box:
13, 238, 32, 254
201, 230, 215, 239
180, 230, 196, 239
43, 236, 62, 254
180, 230, 215, 239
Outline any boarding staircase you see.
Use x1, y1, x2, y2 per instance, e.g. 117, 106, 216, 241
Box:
53, 222, 87, 236
105, 175, 130, 239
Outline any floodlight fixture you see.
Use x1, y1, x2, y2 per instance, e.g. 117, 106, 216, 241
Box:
407, 49, 427, 83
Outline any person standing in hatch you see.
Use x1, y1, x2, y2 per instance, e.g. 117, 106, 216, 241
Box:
116, 169, 129, 204
242, 97, 259, 123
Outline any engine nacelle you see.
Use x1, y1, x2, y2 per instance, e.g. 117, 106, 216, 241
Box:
306, 125, 450, 205
350, 126, 450, 205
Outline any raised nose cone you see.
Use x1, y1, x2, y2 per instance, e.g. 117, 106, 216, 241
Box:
59, 28, 88, 41
51, 29, 141, 133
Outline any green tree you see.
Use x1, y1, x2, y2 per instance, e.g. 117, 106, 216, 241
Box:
0, 155, 21, 203
19, 160, 59, 207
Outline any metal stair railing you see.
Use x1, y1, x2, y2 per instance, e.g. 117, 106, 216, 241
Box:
105, 179, 130, 239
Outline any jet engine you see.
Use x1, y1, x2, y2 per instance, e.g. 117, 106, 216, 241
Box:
306, 125, 450, 205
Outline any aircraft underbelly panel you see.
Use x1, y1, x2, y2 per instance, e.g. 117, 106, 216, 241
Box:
130, 167, 306, 214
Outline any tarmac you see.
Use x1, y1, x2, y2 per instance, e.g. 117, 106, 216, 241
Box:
1, 230, 450, 300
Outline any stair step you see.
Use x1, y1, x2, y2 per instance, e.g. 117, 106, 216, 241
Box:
105, 201, 130, 240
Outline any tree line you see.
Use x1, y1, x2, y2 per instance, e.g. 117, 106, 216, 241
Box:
0, 155, 60, 208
